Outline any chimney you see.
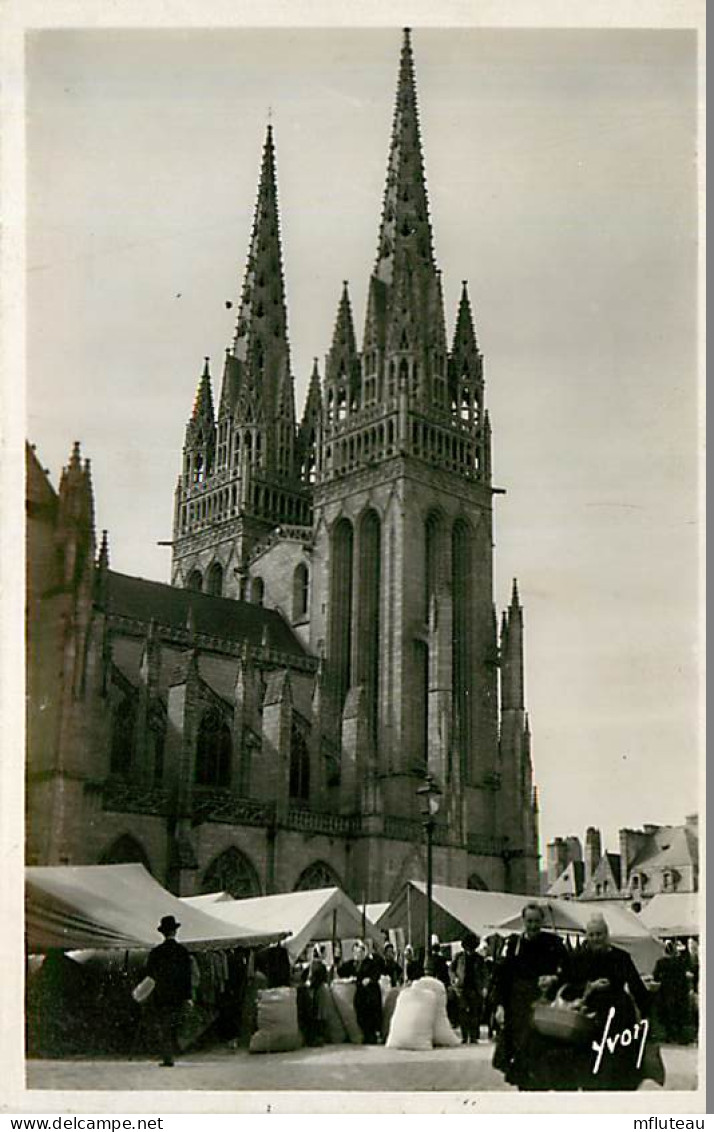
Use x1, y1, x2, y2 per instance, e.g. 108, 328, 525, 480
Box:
585, 827, 602, 884
565, 836, 583, 865
546, 838, 568, 885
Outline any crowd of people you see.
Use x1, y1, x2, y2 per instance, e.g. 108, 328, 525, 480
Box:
289, 933, 502, 1051
135, 905, 698, 1090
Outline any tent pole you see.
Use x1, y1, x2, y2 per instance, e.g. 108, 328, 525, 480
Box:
331, 907, 337, 959
407, 884, 412, 949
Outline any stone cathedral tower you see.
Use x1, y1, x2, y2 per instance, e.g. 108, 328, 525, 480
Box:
167, 29, 540, 897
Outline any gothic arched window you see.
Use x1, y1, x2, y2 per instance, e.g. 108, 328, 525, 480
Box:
149, 705, 166, 785
110, 695, 135, 778
293, 860, 342, 892
289, 720, 310, 803
207, 562, 223, 597
188, 569, 203, 592
99, 834, 152, 873
424, 512, 442, 622
202, 846, 261, 898
356, 509, 381, 744
452, 519, 472, 782
329, 518, 354, 709
250, 576, 264, 605
195, 707, 232, 788
292, 563, 309, 621
467, 872, 489, 892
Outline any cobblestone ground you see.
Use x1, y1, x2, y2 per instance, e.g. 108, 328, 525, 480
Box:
26, 1041, 697, 1095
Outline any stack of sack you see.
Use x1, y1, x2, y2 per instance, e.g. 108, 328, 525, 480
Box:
329, 978, 363, 1044
314, 984, 348, 1044
249, 987, 303, 1053
385, 976, 461, 1051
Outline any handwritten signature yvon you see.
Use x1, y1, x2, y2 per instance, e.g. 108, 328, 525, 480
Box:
591, 1006, 649, 1075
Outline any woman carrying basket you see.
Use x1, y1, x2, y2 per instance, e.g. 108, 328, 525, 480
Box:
558, 914, 653, 1090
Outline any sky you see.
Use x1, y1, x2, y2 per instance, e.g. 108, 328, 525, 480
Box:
25, 25, 700, 855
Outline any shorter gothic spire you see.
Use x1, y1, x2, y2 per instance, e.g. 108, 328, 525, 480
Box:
325, 281, 360, 405
452, 281, 479, 355
297, 358, 322, 485
510, 577, 521, 610
97, 529, 110, 570
332, 282, 357, 357
192, 357, 215, 424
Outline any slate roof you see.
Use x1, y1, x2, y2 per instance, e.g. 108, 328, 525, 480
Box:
105, 570, 308, 658
629, 826, 697, 873
547, 859, 585, 898
603, 852, 622, 887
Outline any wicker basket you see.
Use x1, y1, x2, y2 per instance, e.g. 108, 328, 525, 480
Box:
532, 1001, 595, 1046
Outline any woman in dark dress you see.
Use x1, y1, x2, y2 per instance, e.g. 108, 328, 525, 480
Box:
562, 914, 652, 1091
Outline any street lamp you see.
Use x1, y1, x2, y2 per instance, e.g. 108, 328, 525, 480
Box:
416, 773, 442, 958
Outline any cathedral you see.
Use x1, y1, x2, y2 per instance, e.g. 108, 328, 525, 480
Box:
26, 29, 540, 901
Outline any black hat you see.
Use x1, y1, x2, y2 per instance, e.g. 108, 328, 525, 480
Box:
158, 914, 180, 934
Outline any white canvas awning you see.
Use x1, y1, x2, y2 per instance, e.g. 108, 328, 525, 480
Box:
181, 891, 233, 907
361, 902, 390, 927
182, 886, 383, 960
639, 893, 699, 939
378, 881, 528, 945
26, 864, 286, 953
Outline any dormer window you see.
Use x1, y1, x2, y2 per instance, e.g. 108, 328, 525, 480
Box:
662, 869, 679, 893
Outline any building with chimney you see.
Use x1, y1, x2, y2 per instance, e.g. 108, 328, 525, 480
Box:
545, 818, 698, 906
26, 30, 540, 901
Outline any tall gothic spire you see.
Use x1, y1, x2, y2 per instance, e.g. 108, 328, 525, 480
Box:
374, 28, 435, 287
360, 28, 443, 409
220, 124, 293, 432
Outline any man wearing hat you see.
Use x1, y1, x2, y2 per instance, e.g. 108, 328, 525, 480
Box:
145, 915, 193, 1067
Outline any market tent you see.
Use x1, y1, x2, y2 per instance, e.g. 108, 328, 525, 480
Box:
639, 893, 699, 939
182, 891, 233, 907
495, 899, 665, 974
362, 902, 390, 927
378, 881, 527, 945
26, 864, 286, 953
182, 886, 383, 960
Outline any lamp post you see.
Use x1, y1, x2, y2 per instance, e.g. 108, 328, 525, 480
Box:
416, 773, 442, 958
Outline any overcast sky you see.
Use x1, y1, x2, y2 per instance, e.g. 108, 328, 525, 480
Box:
26, 26, 700, 854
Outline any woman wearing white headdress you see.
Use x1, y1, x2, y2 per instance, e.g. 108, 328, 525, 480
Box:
562, 913, 652, 1090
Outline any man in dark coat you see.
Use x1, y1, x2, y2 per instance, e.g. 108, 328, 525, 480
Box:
451, 932, 485, 1043
382, 942, 403, 987
652, 941, 691, 1043
492, 903, 569, 1090
338, 940, 383, 1043
145, 914, 193, 1067
429, 941, 452, 991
